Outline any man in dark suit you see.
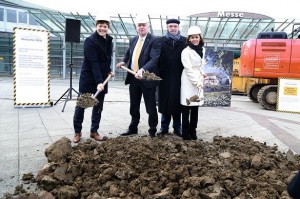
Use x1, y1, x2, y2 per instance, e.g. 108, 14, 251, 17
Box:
73, 14, 114, 143
117, 15, 161, 137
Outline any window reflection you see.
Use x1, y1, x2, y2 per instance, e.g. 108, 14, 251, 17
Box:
0, 8, 4, 21
29, 14, 39, 25
7, 9, 16, 23
19, 11, 27, 23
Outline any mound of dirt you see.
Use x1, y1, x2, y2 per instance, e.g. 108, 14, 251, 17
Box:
3, 136, 300, 199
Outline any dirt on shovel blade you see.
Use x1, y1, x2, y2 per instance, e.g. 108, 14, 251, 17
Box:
2, 136, 300, 199
186, 95, 202, 105
142, 71, 162, 81
76, 93, 99, 108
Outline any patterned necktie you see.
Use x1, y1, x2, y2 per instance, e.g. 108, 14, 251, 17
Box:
133, 38, 143, 72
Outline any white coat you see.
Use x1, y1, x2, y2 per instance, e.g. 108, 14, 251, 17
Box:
180, 46, 205, 106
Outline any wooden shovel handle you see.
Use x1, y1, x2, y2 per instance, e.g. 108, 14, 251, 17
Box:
93, 74, 112, 98
121, 65, 136, 75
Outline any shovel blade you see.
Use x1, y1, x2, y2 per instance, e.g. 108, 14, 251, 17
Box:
76, 93, 99, 108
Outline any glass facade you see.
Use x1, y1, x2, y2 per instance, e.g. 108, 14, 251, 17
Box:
0, 7, 3, 21
6, 9, 16, 23
0, 1, 299, 79
0, 32, 13, 73
29, 13, 39, 25
18, 11, 27, 23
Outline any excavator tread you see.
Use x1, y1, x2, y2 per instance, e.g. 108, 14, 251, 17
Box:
247, 84, 267, 103
257, 85, 277, 111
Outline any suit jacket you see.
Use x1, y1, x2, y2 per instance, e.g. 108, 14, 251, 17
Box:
123, 33, 161, 88
79, 32, 113, 94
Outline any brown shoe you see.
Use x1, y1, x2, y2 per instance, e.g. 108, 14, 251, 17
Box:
90, 132, 107, 141
73, 133, 81, 143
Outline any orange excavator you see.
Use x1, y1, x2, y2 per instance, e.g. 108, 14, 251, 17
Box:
239, 23, 300, 110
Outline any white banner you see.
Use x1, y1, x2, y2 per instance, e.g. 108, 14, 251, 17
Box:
13, 28, 51, 107
277, 78, 300, 113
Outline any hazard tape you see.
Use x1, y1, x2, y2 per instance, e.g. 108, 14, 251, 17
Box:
277, 77, 300, 114
13, 27, 51, 107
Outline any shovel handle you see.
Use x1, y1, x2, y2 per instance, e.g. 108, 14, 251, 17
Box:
121, 65, 136, 75
93, 74, 112, 98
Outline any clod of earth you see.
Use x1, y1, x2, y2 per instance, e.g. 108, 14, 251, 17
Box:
142, 71, 162, 81
3, 136, 300, 199
186, 95, 203, 105
76, 93, 99, 108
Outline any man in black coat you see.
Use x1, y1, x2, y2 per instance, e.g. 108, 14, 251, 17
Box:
288, 170, 300, 199
73, 15, 114, 143
117, 15, 161, 137
157, 19, 187, 136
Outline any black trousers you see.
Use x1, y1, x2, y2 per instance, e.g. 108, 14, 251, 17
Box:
73, 92, 105, 133
160, 113, 181, 132
129, 78, 158, 134
181, 105, 198, 139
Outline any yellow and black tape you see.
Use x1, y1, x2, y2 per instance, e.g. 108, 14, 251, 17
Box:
13, 27, 51, 107
47, 31, 51, 105
13, 27, 17, 106
277, 77, 300, 114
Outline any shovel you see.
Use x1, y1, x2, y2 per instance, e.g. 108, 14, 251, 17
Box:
120, 65, 162, 81
121, 65, 136, 76
186, 87, 204, 105
76, 74, 112, 108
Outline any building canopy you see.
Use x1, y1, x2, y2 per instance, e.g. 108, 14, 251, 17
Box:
1, 1, 300, 49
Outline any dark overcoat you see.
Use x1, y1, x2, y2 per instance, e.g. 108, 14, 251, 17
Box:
158, 35, 187, 115
288, 170, 300, 198
79, 32, 113, 94
123, 33, 161, 88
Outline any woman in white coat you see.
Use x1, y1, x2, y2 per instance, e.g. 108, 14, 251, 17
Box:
180, 26, 206, 140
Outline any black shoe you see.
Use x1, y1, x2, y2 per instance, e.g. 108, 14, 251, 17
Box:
149, 132, 156, 138
182, 131, 191, 140
182, 135, 191, 140
157, 129, 168, 136
190, 132, 197, 140
173, 130, 182, 137
120, 130, 138, 136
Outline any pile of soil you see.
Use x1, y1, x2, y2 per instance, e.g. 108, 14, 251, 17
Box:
3, 136, 300, 199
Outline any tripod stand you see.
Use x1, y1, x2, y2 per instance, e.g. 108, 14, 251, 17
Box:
54, 42, 79, 112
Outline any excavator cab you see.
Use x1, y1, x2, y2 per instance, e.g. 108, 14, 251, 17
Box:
256, 32, 288, 39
